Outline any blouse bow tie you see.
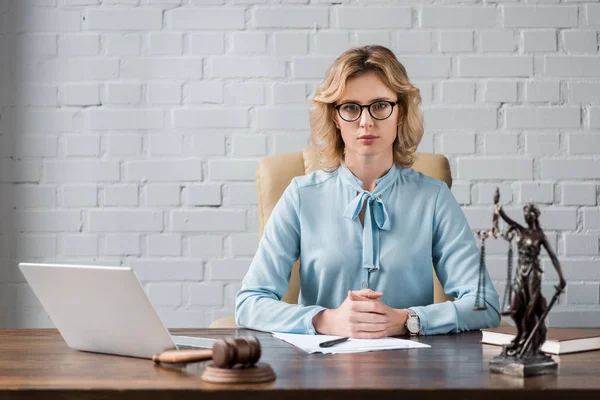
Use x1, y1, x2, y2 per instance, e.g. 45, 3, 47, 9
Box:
340, 165, 397, 273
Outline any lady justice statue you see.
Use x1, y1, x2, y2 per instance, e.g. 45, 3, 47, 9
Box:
474, 188, 567, 377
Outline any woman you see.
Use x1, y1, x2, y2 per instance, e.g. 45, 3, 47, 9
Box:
495, 200, 566, 357
235, 45, 500, 338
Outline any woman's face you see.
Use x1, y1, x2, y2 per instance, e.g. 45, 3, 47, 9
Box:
334, 71, 400, 162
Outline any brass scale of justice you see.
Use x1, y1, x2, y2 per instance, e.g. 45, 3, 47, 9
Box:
154, 190, 564, 381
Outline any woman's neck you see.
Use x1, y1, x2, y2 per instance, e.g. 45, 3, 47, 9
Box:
344, 153, 394, 192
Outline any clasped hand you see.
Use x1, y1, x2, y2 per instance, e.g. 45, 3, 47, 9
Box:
312, 289, 408, 339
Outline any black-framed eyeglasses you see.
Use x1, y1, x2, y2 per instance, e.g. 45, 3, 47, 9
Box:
334, 100, 398, 122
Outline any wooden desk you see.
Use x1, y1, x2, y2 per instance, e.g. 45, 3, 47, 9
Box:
1, 328, 599, 399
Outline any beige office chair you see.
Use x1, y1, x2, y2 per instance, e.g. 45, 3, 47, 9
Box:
209, 146, 454, 328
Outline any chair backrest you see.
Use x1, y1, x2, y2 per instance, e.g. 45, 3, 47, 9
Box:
256, 146, 454, 304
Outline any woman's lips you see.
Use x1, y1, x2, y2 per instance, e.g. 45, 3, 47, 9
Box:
358, 135, 378, 144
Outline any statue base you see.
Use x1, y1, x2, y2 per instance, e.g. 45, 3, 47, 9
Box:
489, 353, 557, 377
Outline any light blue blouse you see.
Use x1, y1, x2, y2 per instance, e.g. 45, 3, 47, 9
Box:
235, 163, 501, 335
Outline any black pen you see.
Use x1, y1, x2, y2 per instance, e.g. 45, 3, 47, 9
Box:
319, 337, 350, 348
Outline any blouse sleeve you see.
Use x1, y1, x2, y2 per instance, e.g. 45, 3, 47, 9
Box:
408, 182, 501, 335
235, 179, 326, 334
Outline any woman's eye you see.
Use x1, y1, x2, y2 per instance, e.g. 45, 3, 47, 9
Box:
374, 102, 389, 110
343, 104, 358, 112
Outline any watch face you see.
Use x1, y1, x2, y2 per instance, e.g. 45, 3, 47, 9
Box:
407, 317, 420, 333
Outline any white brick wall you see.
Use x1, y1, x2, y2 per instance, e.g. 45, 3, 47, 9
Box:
1, 0, 598, 329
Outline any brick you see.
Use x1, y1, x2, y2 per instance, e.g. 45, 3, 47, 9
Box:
232, 32, 267, 54
400, 56, 452, 78
170, 8, 244, 29
273, 32, 308, 56
562, 30, 597, 53
423, 107, 497, 130
87, 9, 162, 30
312, 32, 350, 55
480, 30, 516, 52
483, 133, 518, 155
564, 234, 598, 256
393, 32, 432, 53
356, 31, 390, 47
7, 34, 57, 56
147, 234, 181, 257
523, 30, 557, 52
485, 81, 517, 103
190, 283, 224, 306
17, 235, 56, 258
64, 135, 100, 157
7, 9, 81, 32
225, 82, 264, 105
103, 185, 138, 207
125, 160, 201, 182
129, 260, 203, 281
226, 183, 258, 206
566, 284, 600, 306
440, 81, 475, 103
542, 159, 600, 179
292, 57, 337, 79
45, 161, 119, 183
569, 134, 600, 155
253, 108, 310, 130
88, 110, 162, 131
14, 136, 58, 157
439, 31, 473, 53
190, 33, 225, 55
208, 260, 250, 280
14, 186, 56, 208
232, 136, 266, 157
209, 160, 257, 181
148, 135, 182, 156
450, 182, 471, 206
61, 185, 97, 207
62, 234, 97, 256
145, 184, 181, 206
148, 284, 182, 307
273, 134, 310, 154
104, 234, 140, 256
148, 83, 181, 105
0, 160, 40, 183
591, 107, 600, 128
421, 7, 496, 28
457, 158, 533, 180
545, 56, 600, 77
524, 133, 560, 156
230, 234, 258, 257
209, 57, 285, 78
63, 83, 100, 106
518, 182, 554, 204
187, 135, 226, 156
568, 82, 600, 103
106, 34, 140, 56
1, 83, 57, 107
149, 33, 183, 55
586, 4, 600, 26
1, 109, 76, 133
271, 83, 305, 105
525, 81, 559, 102
105, 83, 141, 105
440, 134, 475, 154
583, 209, 600, 230
537, 207, 577, 230
58, 34, 99, 56
121, 58, 203, 80
506, 107, 580, 129
14, 211, 80, 232
544, 260, 599, 281
503, 6, 578, 28
189, 236, 223, 257
475, 183, 513, 205
174, 109, 248, 128
458, 56, 533, 77
189, 81, 224, 104
171, 210, 246, 232
89, 210, 163, 233
561, 183, 597, 206
186, 185, 222, 206
254, 7, 328, 28
107, 134, 142, 157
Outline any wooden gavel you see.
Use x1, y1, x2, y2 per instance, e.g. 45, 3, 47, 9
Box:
153, 336, 261, 369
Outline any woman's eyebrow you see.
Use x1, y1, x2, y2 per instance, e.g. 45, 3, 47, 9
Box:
338, 97, 394, 103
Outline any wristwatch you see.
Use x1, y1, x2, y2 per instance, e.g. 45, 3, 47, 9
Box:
406, 309, 420, 336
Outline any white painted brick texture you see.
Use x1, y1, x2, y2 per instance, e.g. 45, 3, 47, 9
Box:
1, 1, 598, 329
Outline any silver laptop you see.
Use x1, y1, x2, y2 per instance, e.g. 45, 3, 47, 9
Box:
19, 262, 217, 359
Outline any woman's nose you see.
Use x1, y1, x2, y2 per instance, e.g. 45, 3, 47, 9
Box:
359, 107, 374, 126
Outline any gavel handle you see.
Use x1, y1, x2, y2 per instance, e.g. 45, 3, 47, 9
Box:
152, 349, 213, 364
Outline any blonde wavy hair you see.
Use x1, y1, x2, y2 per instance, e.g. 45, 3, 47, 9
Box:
311, 45, 424, 171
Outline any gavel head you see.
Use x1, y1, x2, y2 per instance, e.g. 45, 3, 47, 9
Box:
211, 336, 261, 369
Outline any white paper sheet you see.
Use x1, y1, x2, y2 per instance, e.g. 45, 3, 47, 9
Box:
272, 332, 431, 354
